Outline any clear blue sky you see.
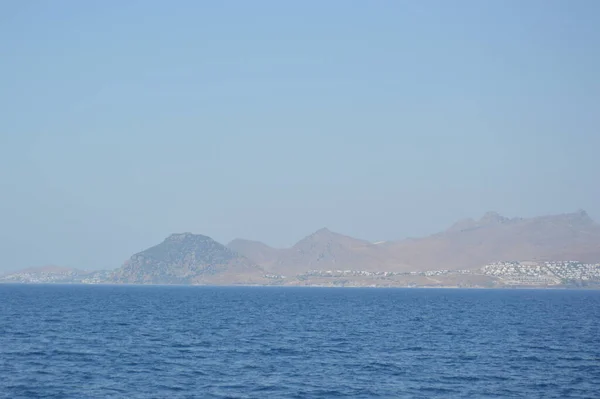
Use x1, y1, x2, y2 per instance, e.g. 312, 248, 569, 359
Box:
1, 1, 599, 271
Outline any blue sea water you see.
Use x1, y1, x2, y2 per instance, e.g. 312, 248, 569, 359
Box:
0, 286, 599, 398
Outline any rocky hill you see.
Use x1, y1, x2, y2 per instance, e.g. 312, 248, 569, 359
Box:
111, 233, 266, 285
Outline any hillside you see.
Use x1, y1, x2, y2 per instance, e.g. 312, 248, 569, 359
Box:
385, 210, 600, 271
227, 238, 281, 268
229, 210, 600, 275
230, 228, 407, 275
111, 233, 266, 285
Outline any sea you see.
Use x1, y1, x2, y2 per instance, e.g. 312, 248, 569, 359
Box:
0, 285, 599, 398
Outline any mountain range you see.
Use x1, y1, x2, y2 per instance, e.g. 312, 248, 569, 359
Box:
2, 210, 600, 287
229, 209, 600, 274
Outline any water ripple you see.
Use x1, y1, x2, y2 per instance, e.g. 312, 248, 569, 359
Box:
1, 285, 599, 398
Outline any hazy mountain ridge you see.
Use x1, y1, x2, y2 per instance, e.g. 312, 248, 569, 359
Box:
230, 210, 600, 274
230, 228, 407, 275
3, 210, 599, 287
386, 210, 600, 271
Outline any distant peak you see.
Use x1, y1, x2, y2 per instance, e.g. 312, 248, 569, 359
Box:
576, 209, 589, 218
480, 211, 508, 224
307, 227, 344, 240
533, 209, 595, 225
166, 232, 211, 242
566, 209, 594, 224
295, 228, 371, 247
294, 228, 338, 245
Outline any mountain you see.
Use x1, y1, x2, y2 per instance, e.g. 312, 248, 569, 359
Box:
227, 210, 600, 276
4, 210, 598, 288
272, 228, 399, 275
227, 238, 281, 268
385, 209, 600, 271
111, 233, 266, 285
230, 228, 406, 276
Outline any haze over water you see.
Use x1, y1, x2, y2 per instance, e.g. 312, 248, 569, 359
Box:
1, 285, 599, 398
1, 1, 600, 272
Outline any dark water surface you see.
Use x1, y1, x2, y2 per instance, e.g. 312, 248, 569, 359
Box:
0, 285, 599, 398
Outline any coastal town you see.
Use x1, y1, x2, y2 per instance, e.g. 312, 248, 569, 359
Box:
0, 269, 111, 285
480, 261, 600, 285
293, 261, 600, 287
297, 269, 471, 279
2, 260, 600, 288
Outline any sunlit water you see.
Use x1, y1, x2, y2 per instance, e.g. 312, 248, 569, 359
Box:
1, 285, 599, 398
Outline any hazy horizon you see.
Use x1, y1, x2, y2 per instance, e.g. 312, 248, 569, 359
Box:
1, 207, 597, 273
1, 1, 599, 271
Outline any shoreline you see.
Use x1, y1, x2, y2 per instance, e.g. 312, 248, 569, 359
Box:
1, 282, 598, 290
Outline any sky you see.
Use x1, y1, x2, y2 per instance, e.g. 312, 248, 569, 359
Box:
1, 1, 599, 271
